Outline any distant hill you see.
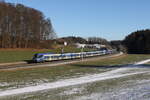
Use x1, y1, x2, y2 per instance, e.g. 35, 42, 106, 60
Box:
59, 36, 87, 44
110, 40, 126, 52
54, 36, 110, 45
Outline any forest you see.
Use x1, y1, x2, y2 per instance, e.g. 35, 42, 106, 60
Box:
0, 2, 56, 48
123, 29, 150, 54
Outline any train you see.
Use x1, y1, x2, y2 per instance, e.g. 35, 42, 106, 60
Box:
32, 49, 115, 63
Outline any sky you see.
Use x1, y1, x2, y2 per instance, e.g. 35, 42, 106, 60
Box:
5, 0, 150, 40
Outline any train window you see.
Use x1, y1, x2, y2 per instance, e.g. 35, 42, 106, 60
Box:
44, 56, 49, 59
51, 56, 54, 58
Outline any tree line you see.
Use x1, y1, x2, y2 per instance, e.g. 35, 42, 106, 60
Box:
0, 2, 56, 48
87, 37, 109, 45
123, 29, 150, 54
56, 36, 110, 45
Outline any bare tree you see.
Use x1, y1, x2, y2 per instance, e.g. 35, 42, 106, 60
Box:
0, 2, 56, 48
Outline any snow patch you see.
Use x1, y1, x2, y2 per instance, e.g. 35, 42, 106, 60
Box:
60, 87, 85, 96
0, 68, 148, 97
0, 82, 10, 87
134, 59, 150, 65
0, 58, 150, 97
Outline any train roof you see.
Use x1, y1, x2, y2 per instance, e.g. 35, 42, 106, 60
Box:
35, 53, 54, 55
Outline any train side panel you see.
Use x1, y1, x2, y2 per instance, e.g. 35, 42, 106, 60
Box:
32, 50, 115, 63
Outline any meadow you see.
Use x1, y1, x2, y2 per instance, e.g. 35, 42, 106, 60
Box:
0, 54, 150, 100
0, 54, 149, 89
0, 47, 92, 63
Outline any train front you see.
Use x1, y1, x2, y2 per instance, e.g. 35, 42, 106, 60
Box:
32, 53, 44, 63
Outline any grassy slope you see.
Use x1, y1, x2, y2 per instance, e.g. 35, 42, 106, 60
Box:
77, 54, 150, 66
0, 54, 150, 100
0, 47, 92, 63
0, 54, 150, 90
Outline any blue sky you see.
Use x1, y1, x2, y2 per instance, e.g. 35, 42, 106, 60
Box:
6, 0, 150, 40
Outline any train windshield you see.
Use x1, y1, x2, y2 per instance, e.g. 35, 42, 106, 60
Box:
37, 55, 43, 58
33, 54, 43, 58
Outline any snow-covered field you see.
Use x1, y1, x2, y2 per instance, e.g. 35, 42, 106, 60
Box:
0, 59, 150, 100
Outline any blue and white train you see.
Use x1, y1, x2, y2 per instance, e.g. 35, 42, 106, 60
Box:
32, 50, 114, 63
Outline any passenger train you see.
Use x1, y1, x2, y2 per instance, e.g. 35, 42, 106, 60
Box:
32, 50, 114, 63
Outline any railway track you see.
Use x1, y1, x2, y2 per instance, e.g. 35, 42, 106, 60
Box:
0, 52, 123, 70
